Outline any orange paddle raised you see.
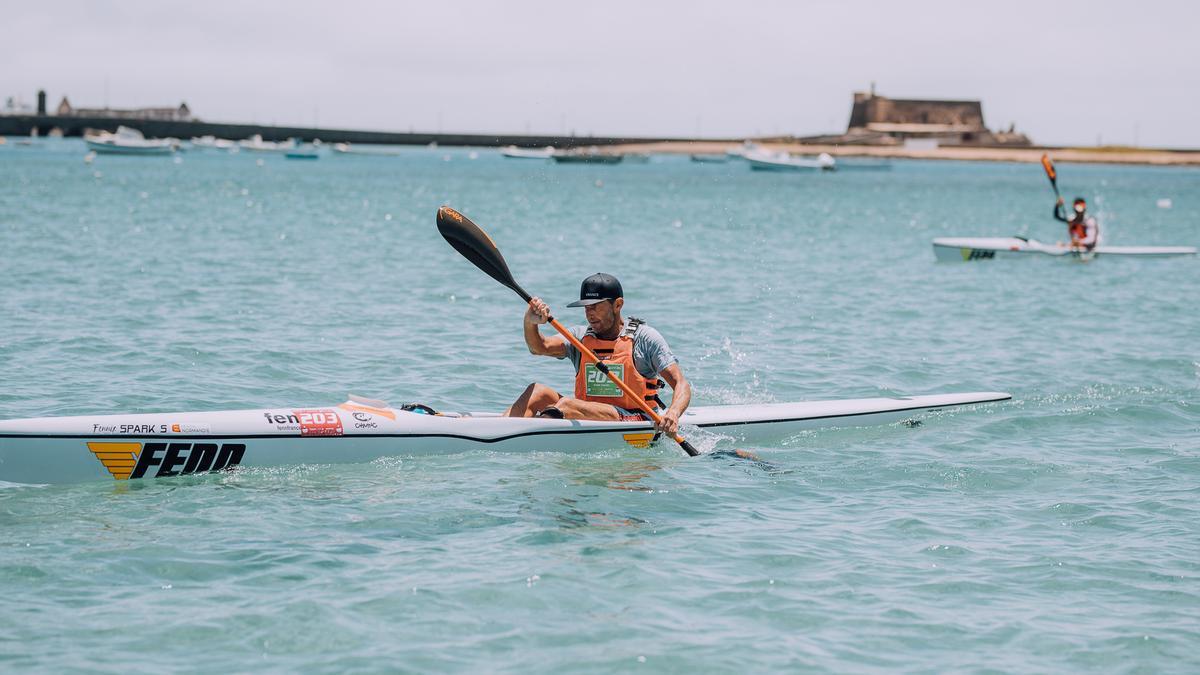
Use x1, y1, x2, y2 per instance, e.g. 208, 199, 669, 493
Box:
1041, 154, 1061, 200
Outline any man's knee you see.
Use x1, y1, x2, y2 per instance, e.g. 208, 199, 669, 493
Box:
554, 398, 617, 420
553, 396, 580, 414
525, 383, 560, 406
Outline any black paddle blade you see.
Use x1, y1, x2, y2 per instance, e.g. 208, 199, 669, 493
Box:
437, 206, 532, 302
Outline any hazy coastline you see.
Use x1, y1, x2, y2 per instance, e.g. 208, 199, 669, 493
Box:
612, 141, 1200, 166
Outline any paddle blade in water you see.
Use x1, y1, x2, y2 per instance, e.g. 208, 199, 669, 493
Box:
436, 206, 531, 302
1041, 154, 1056, 181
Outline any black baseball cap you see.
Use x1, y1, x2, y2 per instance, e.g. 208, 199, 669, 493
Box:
566, 273, 623, 307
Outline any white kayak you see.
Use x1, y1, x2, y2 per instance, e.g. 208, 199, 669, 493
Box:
934, 237, 1197, 262
0, 392, 1010, 485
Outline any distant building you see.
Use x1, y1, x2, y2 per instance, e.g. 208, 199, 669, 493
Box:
1, 95, 37, 115
55, 96, 193, 122
843, 87, 1029, 147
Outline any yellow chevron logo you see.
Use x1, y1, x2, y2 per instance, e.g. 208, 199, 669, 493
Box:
87, 442, 142, 480
622, 432, 656, 449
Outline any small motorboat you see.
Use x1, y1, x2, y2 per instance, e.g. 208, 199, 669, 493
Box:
501, 145, 555, 159
238, 135, 298, 153
83, 126, 176, 155
330, 142, 404, 157
191, 135, 238, 151
284, 145, 320, 160
745, 150, 836, 172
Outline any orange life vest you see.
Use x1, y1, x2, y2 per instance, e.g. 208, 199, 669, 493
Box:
573, 318, 663, 411
1069, 219, 1087, 241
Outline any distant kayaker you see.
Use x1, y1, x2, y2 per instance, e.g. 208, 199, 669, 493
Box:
1055, 196, 1099, 250
505, 272, 692, 436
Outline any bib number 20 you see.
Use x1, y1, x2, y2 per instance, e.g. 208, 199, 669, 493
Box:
584, 363, 624, 398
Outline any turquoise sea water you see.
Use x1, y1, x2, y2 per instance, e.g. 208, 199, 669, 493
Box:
1, 141, 1198, 672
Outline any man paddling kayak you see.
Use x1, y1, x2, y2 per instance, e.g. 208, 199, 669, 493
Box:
504, 273, 692, 435
1054, 196, 1099, 250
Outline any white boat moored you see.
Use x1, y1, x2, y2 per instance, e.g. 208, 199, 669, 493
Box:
745, 150, 836, 172
501, 145, 555, 159
284, 145, 320, 160
330, 142, 404, 156
83, 126, 176, 155
238, 134, 298, 153
933, 237, 1197, 262
191, 135, 237, 151
0, 392, 1010, 484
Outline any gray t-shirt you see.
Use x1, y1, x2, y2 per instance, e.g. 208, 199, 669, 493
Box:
560, 318, 677, 379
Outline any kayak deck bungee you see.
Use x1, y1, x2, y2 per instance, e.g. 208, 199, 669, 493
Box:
0, 392, 1011, 485
933, 237, 1197, 262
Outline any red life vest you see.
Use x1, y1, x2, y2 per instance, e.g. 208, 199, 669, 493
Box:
1069, 219, 1087, 241
573, 318, 663, 411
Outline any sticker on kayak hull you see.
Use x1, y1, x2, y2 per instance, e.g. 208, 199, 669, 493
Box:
88, 442, 245, 480
261, 409, 344, 435
293, 409, 343, 436
622, 432, 656, 449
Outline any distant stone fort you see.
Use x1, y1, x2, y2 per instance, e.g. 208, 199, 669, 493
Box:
849, 87, 1029, 146
795, 86, 1031, 147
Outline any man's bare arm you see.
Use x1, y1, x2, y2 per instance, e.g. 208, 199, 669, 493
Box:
656, 363, 691, 435
524, 297, 567, 357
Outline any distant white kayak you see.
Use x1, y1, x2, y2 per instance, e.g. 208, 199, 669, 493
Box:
0, 392, 1010, 484
933, 237, 1197, 262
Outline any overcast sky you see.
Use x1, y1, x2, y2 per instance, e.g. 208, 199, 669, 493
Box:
5, 0, 1199, 147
